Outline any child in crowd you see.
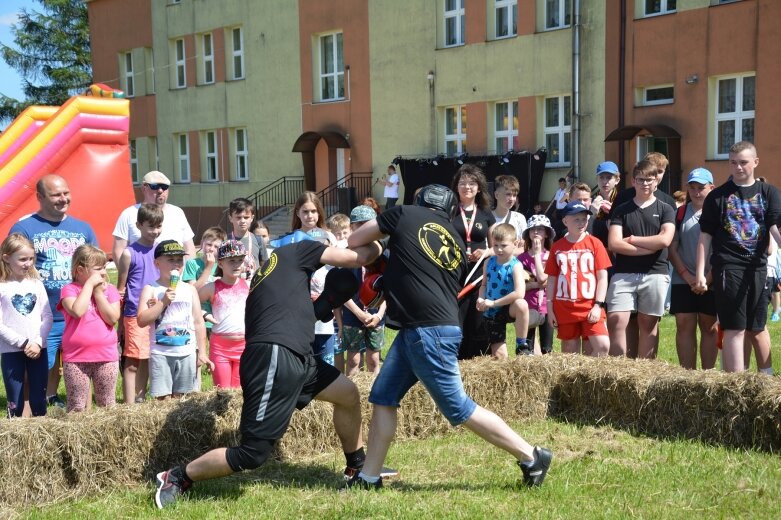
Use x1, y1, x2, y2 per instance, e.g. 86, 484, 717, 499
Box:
58, 245, 121, 412
292, 191, 337, 243
0, 234, 52, 417
518, 215, 554, 355
568, 183, 595, 235
250, 220, 270, 249
361, 197, 382, 216
183, 227, 226, 290
341, 205, 386, 375
493, 175, 528, 245
116, 203, 163, 403
673, 191, 686, 208
307, 228, 339, 366
545, 201, 611, 356
197, 240, 249, 389
591, 161, 621, 251
326, 213, 350, 371
227, 198, 268, 280
327, 213, 351, 247
668, 168, 718, 370
138, 240, 212, 399
477, 223, 530, 359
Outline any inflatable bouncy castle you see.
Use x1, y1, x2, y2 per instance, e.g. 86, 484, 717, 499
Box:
0, 84, 135, 249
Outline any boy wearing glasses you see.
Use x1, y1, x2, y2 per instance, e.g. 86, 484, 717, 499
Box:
606, 160, 675, 359
111, 171, 196, 262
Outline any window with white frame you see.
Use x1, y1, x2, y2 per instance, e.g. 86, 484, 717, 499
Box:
545, 0, 571, 30
319, 32, 344, 101
176, 133, 190, 183
640, 85, 674, 106
150, 136, 159, 171
714, 73, 755, 158
123, 52, 134, 97
231, 27, 244, 80
174, 38, 186, 88
129, 139, 139, 184
235, 128, 249, 181
495, 101, 519, 153
544, 95, 572, 166
444, 105, 467, 155
202, 33, 214, 84
495, 0, 517, 38
643, 0, 676, 17
205, 131, 219, 181
444, 0, 465, 47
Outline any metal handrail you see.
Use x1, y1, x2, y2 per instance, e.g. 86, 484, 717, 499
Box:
317, 172, 374, 217
244, 176, 306, 220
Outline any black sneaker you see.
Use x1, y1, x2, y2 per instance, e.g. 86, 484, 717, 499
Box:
518, 446, 553, 487
154, 470, 191, 509
344, 465, 399, 481
47, 395, 66, 409
346, 473, 383, 490
516, 345, 534, 356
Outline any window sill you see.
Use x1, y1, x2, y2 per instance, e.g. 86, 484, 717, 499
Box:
314, 98, 349, 105
636, 11, 677, 20
541, 25, 571, 33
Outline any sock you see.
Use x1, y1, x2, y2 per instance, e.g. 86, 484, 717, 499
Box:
357, 471, 380, 483
516, 338, 529, 350
345, 447, 366, 470
760, 367, 774, 375
171, 465, 193, 486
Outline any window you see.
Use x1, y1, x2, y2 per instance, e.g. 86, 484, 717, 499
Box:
545, 0, 571, 30
444, 0, 465, 47
205, 131, 219, 181
643, 0, 676, 16
177, 133, 190, 183
129, 139, 139, 184
146, 48, 156, 94
123, 52, 135, 97
150, 136, 159, 171
231, 27, 244, 80
495, 101, 519, 153
174, 38, 186, 88
202, 33, 214, 84
319, 32, 344, 101
495, 0, 517, 38
235, 128, 249, 181
444, 105, 467, 155
640, 85, 674, 106
544, 95, 572, 166
714, 74, 755, 158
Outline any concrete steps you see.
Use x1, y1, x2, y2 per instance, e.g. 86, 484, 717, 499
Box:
262, 205, 293, 239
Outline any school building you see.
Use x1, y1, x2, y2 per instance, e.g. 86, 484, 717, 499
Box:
85, 0, 781, 233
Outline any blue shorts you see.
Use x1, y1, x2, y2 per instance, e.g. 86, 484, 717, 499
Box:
368, 325, 476, 426
47, 320, 65, 370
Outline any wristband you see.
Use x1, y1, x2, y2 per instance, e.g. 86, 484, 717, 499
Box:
595, 301, 606, 309
21, 339, 29, 349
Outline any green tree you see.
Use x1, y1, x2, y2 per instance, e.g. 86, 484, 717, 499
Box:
0, 0, 91, 124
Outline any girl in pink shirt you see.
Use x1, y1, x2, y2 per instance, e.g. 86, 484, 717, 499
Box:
58, 245, 121, 412
198, 240, 249, 388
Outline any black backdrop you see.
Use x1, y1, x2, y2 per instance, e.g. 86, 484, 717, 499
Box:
397, 150, 548, 214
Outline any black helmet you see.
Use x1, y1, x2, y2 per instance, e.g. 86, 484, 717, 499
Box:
415, 184, 458, 218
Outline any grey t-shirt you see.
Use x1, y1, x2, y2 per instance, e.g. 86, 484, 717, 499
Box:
672, 203, 710, 284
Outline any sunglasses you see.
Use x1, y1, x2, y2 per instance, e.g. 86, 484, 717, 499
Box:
145, 183, 169, 191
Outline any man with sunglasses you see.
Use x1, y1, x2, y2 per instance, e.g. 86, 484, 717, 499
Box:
111, 171, 196, 263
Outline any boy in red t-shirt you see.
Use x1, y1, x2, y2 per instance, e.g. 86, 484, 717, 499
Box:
544, 201, 612, 356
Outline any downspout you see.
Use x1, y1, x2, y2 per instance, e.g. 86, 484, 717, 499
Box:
572, 0, 582, 181
618, 0, 626, 171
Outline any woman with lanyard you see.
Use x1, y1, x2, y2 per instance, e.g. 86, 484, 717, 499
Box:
450, 164, 495, 360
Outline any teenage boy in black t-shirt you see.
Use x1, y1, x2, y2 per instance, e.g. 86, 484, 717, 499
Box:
696, 141, 781, 374
607, 160, 675, 359
153, 239, 382, 509
346, 184, 553, 490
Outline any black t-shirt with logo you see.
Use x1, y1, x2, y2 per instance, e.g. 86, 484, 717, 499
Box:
377, 206, 467, 328
246, 240, 326, 356
610, 197, 675, 275
699, 180, 781, 269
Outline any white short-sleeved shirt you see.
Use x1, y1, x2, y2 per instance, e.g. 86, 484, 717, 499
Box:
113, 203, 195, 246
384, 173, 399, 199
493, 210, 527, 240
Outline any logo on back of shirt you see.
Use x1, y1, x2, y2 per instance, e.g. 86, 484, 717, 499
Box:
250, 252, 277, 292
418, 222, 462, 271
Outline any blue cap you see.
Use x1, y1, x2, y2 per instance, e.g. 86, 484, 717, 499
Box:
559, 200, 590, 217
596, 161, 620, 176
687, 167, 713, 185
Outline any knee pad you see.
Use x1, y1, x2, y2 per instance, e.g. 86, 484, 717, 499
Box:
226, 437, 276, 472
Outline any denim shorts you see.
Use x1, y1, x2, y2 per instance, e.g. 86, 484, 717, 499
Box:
368, 325, 476, 426
46, 320, 65, 370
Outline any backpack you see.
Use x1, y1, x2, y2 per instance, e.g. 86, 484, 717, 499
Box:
675, 204, 686, 233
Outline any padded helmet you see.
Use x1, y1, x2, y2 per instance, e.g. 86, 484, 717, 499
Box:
414, 184, 458, 218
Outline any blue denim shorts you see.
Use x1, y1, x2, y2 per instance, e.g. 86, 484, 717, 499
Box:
368, 325, 476, 426
46, 320, 65, 370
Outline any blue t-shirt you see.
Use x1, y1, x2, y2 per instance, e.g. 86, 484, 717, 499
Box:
484, 255, 519, 318
10, 214, 98, 322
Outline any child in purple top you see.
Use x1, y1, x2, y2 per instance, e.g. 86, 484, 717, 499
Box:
517, 215, 555, 354
116, 203, 163, 403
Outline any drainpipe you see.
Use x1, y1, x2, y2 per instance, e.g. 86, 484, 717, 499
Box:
572, 0, 582, 181
618, 0, 626, 172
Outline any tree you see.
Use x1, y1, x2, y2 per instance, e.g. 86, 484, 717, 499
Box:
0, 0, 91, 124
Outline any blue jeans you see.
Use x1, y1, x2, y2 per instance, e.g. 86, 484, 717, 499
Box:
46, 320, 65, 370
313, 333, 336, 366
368, 326, 476, 426
2, 350, 49, 416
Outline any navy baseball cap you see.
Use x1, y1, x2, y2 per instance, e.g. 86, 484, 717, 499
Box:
559, 200, 590, 217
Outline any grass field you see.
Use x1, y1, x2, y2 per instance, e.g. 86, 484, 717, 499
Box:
5, 315, 781, 518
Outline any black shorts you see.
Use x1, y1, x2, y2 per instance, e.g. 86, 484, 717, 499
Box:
486, 307, 512, 344
713, 268, 771, 331
238, 342, 340, 443
669, 284, 716, 316
770, 276, 781, 294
